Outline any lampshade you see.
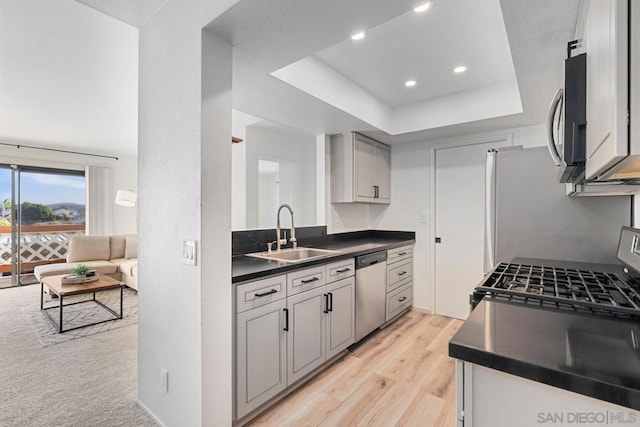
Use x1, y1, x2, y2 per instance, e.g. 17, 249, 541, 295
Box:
115, 190, 137, 207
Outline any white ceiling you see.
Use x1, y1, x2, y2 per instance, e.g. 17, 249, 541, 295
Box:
75, 0, 166, 28
2, 0, 581, 157
314, 0, 515, 107
0, 0, 138, 157
208, 0, 580, 144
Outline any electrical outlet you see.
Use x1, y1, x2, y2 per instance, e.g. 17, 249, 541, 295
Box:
182, 240, 197, 266
160, 368, 169, 393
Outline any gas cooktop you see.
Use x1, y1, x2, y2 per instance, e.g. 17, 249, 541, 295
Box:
472, 262, 640, 319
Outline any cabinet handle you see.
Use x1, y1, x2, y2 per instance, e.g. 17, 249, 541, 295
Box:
398, 252, 407, 256
373, 185, 379, 198
398, 296, 407, 302
283, 308, 289, 331
398, 271, 407, 276
336, 268, 351, 273
301, 277, 319, 284
328, 292, 333, 312
323, 294, 329, 314
254, 289, 277, 298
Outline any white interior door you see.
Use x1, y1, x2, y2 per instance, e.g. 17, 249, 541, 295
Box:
434, 140, 508, 319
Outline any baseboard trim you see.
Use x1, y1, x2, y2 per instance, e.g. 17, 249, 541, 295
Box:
137, 399, 166, 427
411, 306, 432, 315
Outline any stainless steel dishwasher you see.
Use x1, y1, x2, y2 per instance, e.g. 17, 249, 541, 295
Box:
355, 251, 388, 341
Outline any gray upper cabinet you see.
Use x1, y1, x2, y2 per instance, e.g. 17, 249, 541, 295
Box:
583, 0, 630, 180
235, 298, 287, 419
331, 132, 391, 204
325, 276, 355, 360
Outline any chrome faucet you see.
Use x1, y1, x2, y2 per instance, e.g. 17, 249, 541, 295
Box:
276, 204, 297, 251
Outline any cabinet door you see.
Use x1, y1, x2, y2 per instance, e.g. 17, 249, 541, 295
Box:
354, 136, 375, 200
287, 287, 326, 384
325, 277, 355, 360
584, 0, 629, 179
236, 299, 287, 419
374, 144, 391, 202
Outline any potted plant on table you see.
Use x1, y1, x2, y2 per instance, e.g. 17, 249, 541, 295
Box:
71, 264, 91, 277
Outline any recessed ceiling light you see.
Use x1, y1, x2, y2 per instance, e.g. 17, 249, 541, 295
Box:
414, 2, 432, 13
453, 65, 467, 74
351, 31, 366, 40
405, 80, 417, 87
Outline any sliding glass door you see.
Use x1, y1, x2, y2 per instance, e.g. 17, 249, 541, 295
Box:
0, 164, 86, 288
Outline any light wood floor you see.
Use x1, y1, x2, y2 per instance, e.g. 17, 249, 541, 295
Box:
249, 310, 463, 427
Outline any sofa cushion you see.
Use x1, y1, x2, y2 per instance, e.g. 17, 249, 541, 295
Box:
109, 257, 130, 267
34, 260, 118, 280
109, 234, 129, 260
118, 260, 138, 276
125, 236, 138, 259
67, 235, 110, 262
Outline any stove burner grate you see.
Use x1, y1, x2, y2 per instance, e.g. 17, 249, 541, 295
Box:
473, 263, 640, 318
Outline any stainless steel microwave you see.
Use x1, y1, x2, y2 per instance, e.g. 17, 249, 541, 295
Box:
547, 45, 586, 184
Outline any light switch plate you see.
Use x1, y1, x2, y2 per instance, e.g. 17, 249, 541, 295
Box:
420, 212, 428, 223
183, 240, 197, 266
160, 368, 168, 393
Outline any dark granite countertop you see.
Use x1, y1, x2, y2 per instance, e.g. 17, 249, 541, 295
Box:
232, 235, 415, 284
449, 295, 640, 410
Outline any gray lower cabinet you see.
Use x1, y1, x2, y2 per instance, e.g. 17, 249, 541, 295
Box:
287, 276, 356, 384
236, 299, 287, 419
386, 245, 414, 322
235, 260, 356, 421
325, 277, 355, 360
286, 286, 327, 384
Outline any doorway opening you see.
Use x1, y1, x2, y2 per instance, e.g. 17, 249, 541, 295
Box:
0, 164, 86, 288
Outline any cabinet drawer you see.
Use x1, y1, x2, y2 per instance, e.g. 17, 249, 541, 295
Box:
326, 259, 355, 283
387, 259, 413, 292
287, 266, 326, 296
236, 275, 287, 314
386, 282, 413, 322
387, 245, 413, 264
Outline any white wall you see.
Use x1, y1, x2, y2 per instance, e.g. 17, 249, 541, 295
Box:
137, 1, 238, 426
245, 125, 316, 229
0, 0, 138, 157
201, 30, 233, 427
0, 144, 137, 234
231, 110, 263, 230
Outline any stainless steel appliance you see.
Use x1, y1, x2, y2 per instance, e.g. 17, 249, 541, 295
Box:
547, 38, 640, 195
355, 251, 387, 341
484, 146, 632, 273
547, 41, 586, 184
473, 226, 640, 320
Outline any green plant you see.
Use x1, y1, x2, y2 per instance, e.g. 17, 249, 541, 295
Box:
72, 264, 91, 276
21, 202, 54, 224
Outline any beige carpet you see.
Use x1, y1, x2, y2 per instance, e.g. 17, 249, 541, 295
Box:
23, 288, 138, 347
0, 284, 155, 426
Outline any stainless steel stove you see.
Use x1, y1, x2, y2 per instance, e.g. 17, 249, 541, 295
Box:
472, 226, 640, 319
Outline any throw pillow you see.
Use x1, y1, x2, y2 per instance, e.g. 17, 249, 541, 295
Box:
125, 236, 138, 259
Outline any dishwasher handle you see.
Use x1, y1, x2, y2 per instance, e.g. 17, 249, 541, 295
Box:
356, 251, 388, 269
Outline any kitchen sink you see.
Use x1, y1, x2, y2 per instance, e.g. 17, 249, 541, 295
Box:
246, 247, 341, 263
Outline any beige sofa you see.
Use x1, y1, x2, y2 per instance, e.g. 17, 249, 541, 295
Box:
34, 234, 138, 290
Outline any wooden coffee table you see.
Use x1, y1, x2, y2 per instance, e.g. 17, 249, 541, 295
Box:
40, 274, 125, 333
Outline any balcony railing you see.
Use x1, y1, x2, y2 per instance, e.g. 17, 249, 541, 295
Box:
0, 224, 85, 274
